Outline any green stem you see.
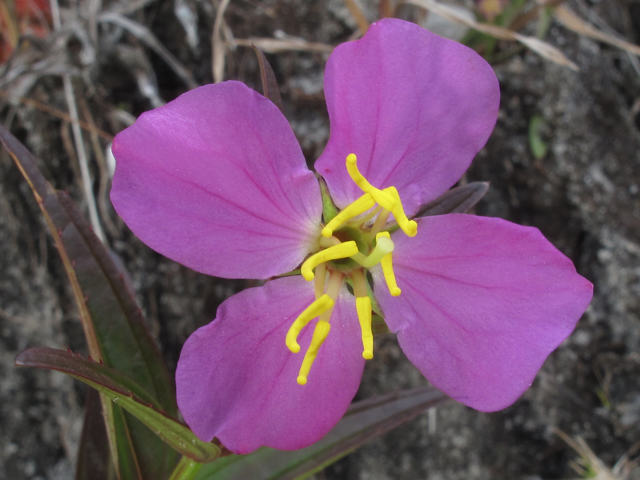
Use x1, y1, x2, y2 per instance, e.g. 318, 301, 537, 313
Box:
168, 456, 203, 480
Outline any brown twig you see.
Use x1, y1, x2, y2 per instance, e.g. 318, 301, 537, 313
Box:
0, 90, 113, 141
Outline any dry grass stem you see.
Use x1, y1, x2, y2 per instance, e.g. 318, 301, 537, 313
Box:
404, 0, 579, 71
509, 0, 569, 32
99, 12, 198, 90
343, 0, 370, 34
78, 97, 120, 238
555, 429, 640, 480
48, 0, 105, 242
212, 0, 232, 83
553, 6, 640, 57
230, 37, 333, 54
0, 90, 113, 140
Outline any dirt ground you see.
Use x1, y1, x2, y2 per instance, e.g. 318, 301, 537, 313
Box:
1, 0, 640, 479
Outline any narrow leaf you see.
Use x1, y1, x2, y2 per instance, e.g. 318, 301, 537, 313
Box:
0, 125, 175, 412
528, 116, 548, 159
195, 386, 448, 480
0, 125, 179, 478
416, 182, 490, 217
252, 46, 284, 112
15, 348, 223, 464
75, 388, 116, 480
168, 457, 203, 480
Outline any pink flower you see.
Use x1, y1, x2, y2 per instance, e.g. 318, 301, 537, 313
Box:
110, 19, 593, 454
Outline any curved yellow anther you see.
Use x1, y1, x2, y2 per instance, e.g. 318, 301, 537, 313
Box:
322, 193, 375, 238
297, 320, 331, 385
286, 295, 334, 353
301, 241, 359, 281
351, 235, 394, 268
346, 154, 397, 211
384, 187, 418, 238
376, 232, 401, 296
356, 296, 374, 359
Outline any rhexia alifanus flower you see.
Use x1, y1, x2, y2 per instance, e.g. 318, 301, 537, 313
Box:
110, 19, 593, 454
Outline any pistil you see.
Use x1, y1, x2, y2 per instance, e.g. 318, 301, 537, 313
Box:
301, 241, 358, 281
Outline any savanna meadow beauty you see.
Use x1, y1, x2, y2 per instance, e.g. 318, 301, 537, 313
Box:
8, 2, 640, 479
111, 19, 591, 453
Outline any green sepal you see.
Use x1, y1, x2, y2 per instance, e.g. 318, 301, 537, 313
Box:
318, 176, 339, 224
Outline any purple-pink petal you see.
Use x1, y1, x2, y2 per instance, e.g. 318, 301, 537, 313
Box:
111, 81, 322, 280
315, 19, 500, 215
372, 214, 593, 411
175, 276, 365, 454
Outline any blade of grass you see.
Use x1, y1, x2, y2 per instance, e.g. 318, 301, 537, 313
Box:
16, 348, 223, 463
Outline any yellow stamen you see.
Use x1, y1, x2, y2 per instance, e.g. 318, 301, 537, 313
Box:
351, 235, 394, 268
346, 154, 397, 211
351, 270, 374, 359
301, 241, 359, 281
376, 232, 401, 296
322, 193, 375, 238
385, 186, 418, 237
286, 294, 334, 353
356, 297, 374, 359
297, 320, 331, 385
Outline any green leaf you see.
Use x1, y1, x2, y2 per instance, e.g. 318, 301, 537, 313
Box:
15, 348, 223, 464
528, 115, 549, 159
195, 386, 448, 480
168, 457, 203, 480
415, 182, 490, 218
75, 388, 116, 480
0, 125, 179, 479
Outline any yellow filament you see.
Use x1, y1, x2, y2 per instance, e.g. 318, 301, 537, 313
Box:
346, 154, 397, 210
354, 205, 382, 227
319, 271, 344, 323
350, 235, 394, 268
376, 232, 401, 296
301, 241, 359, 281
322, 193, 375, 238
356, 296, 374, 359
297, 320, 331, 385
385, 186, 418, 237
286, 294, 334, 353
314, 263, 327, 299
318, 235, 341, 248
370, 209, 391, 237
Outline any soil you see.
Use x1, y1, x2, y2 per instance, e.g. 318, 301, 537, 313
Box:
1, 1, 640, 479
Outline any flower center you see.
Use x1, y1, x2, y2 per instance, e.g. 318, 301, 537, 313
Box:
287, 154, 417, 385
